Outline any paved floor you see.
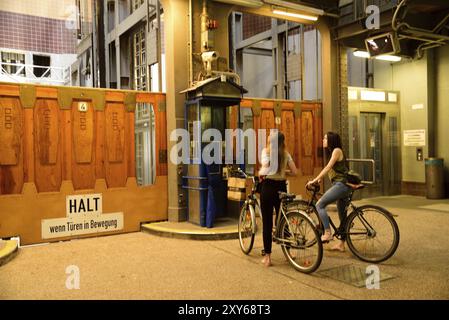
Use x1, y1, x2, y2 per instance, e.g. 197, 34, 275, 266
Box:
0, 195, 448, 300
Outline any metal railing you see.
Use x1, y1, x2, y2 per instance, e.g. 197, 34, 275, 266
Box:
0, 61, 71, 85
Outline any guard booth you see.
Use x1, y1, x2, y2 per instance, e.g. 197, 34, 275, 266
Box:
180, 76, 247, 228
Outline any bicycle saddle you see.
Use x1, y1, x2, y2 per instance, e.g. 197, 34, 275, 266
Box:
278, 192, 296, 201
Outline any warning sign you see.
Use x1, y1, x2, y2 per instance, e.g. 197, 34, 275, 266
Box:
41, 193, 123, 239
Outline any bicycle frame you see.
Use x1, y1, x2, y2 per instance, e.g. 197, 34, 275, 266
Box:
304, 185, 374, 239
273, 198, 317, 248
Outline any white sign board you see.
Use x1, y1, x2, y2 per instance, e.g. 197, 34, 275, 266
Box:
42, 193, 123, 239
404, 129, 426, 146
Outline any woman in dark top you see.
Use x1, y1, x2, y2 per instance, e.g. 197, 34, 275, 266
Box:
306, 132, 351, 252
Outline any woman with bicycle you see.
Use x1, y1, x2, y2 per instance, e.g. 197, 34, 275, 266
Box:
259, 131, 298, 267
306, 132, 350, 252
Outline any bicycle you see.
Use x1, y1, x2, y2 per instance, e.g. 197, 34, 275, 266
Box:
237, 169, 323, 273
294, 182, 400, 263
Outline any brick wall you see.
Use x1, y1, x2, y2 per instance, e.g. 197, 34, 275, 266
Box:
0, 11, 77, 54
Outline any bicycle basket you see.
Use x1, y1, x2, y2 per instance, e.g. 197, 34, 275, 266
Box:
227, 177, 248, 201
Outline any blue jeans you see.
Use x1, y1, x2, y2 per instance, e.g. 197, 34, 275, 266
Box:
316, 182, 351, 231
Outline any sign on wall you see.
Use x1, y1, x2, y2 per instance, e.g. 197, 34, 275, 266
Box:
41, 194, 123, 239
403, 129, 426, 146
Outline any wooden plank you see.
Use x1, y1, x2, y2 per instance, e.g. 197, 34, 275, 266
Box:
0, 97, 22, 165
104, 102, 127, 187
127, 111, 135, 178
0, 84, 20, 97
71, 102, 96, 190
0, 97, 23, 195
35, 99, 59, 165
72, 101, 94, 163
295, 113, 301, 173
95, 111, 105, 179
301, 110, 314, 175
154, 103, 161, 177
155, 97, 168, 176
105, 91, 125, 102
105, 103, 125, 163
23, 108, 34, 182
35, 86, 58, 99
281, 110, 295, 157
34, 99, 62, 192
260, 109, 275, 146
314, 104, 324, 168
61, 110, 72, 181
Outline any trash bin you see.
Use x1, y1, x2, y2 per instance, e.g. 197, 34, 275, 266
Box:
425, 158, 445, 199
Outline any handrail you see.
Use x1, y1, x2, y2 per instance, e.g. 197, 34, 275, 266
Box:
347, 158, 376, 185
0, 61, 71, 85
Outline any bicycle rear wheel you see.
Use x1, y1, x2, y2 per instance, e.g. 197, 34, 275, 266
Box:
287, 200, 322, 233
345, 205, 400, 263
238, 203, 256, 254
279, 210, 323, 273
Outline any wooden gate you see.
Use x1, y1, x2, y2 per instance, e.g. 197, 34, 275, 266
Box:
0, 82, 167, 245
240, 98, 323, 196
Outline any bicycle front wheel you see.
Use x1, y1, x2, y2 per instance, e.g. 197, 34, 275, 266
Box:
346, 205, 400, 263
238, 203, 256, 254
279, 210, 323, 273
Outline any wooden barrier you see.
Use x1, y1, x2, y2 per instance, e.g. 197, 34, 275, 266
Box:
240, 98, 323, 196
0, 82, 168, 245
0, 83, 322, 245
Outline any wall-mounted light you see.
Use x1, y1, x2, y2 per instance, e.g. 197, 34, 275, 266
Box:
353, 50, 371, 58
353, 50, 402, 62
272, 9, 318, 21
212, 0, 264, 8
265, 0, 324, 16
375, 55, 402, 62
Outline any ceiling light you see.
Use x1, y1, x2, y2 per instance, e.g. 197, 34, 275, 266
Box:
212, 0, 264, 8
272, 9, 318, 21
353, 50, 370, 58
375, 55, 402, 62
265, 0, 324, 16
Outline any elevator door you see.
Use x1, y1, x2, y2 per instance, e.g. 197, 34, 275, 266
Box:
359, 112, 383, 197
348, 87, 401, 199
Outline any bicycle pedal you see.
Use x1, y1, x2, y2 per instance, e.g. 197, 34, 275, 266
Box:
261, 249, 265, 256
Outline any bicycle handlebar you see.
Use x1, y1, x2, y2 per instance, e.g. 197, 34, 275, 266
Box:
306, 182, 321, 193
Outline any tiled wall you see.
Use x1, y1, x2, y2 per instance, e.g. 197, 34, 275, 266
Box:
0, 11, 77, 54
0, 0, 75, 20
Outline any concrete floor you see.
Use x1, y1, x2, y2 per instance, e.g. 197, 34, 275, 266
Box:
0, 195, 448, 300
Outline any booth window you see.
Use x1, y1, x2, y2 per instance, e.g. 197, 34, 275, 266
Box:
135, 103, 156, 186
